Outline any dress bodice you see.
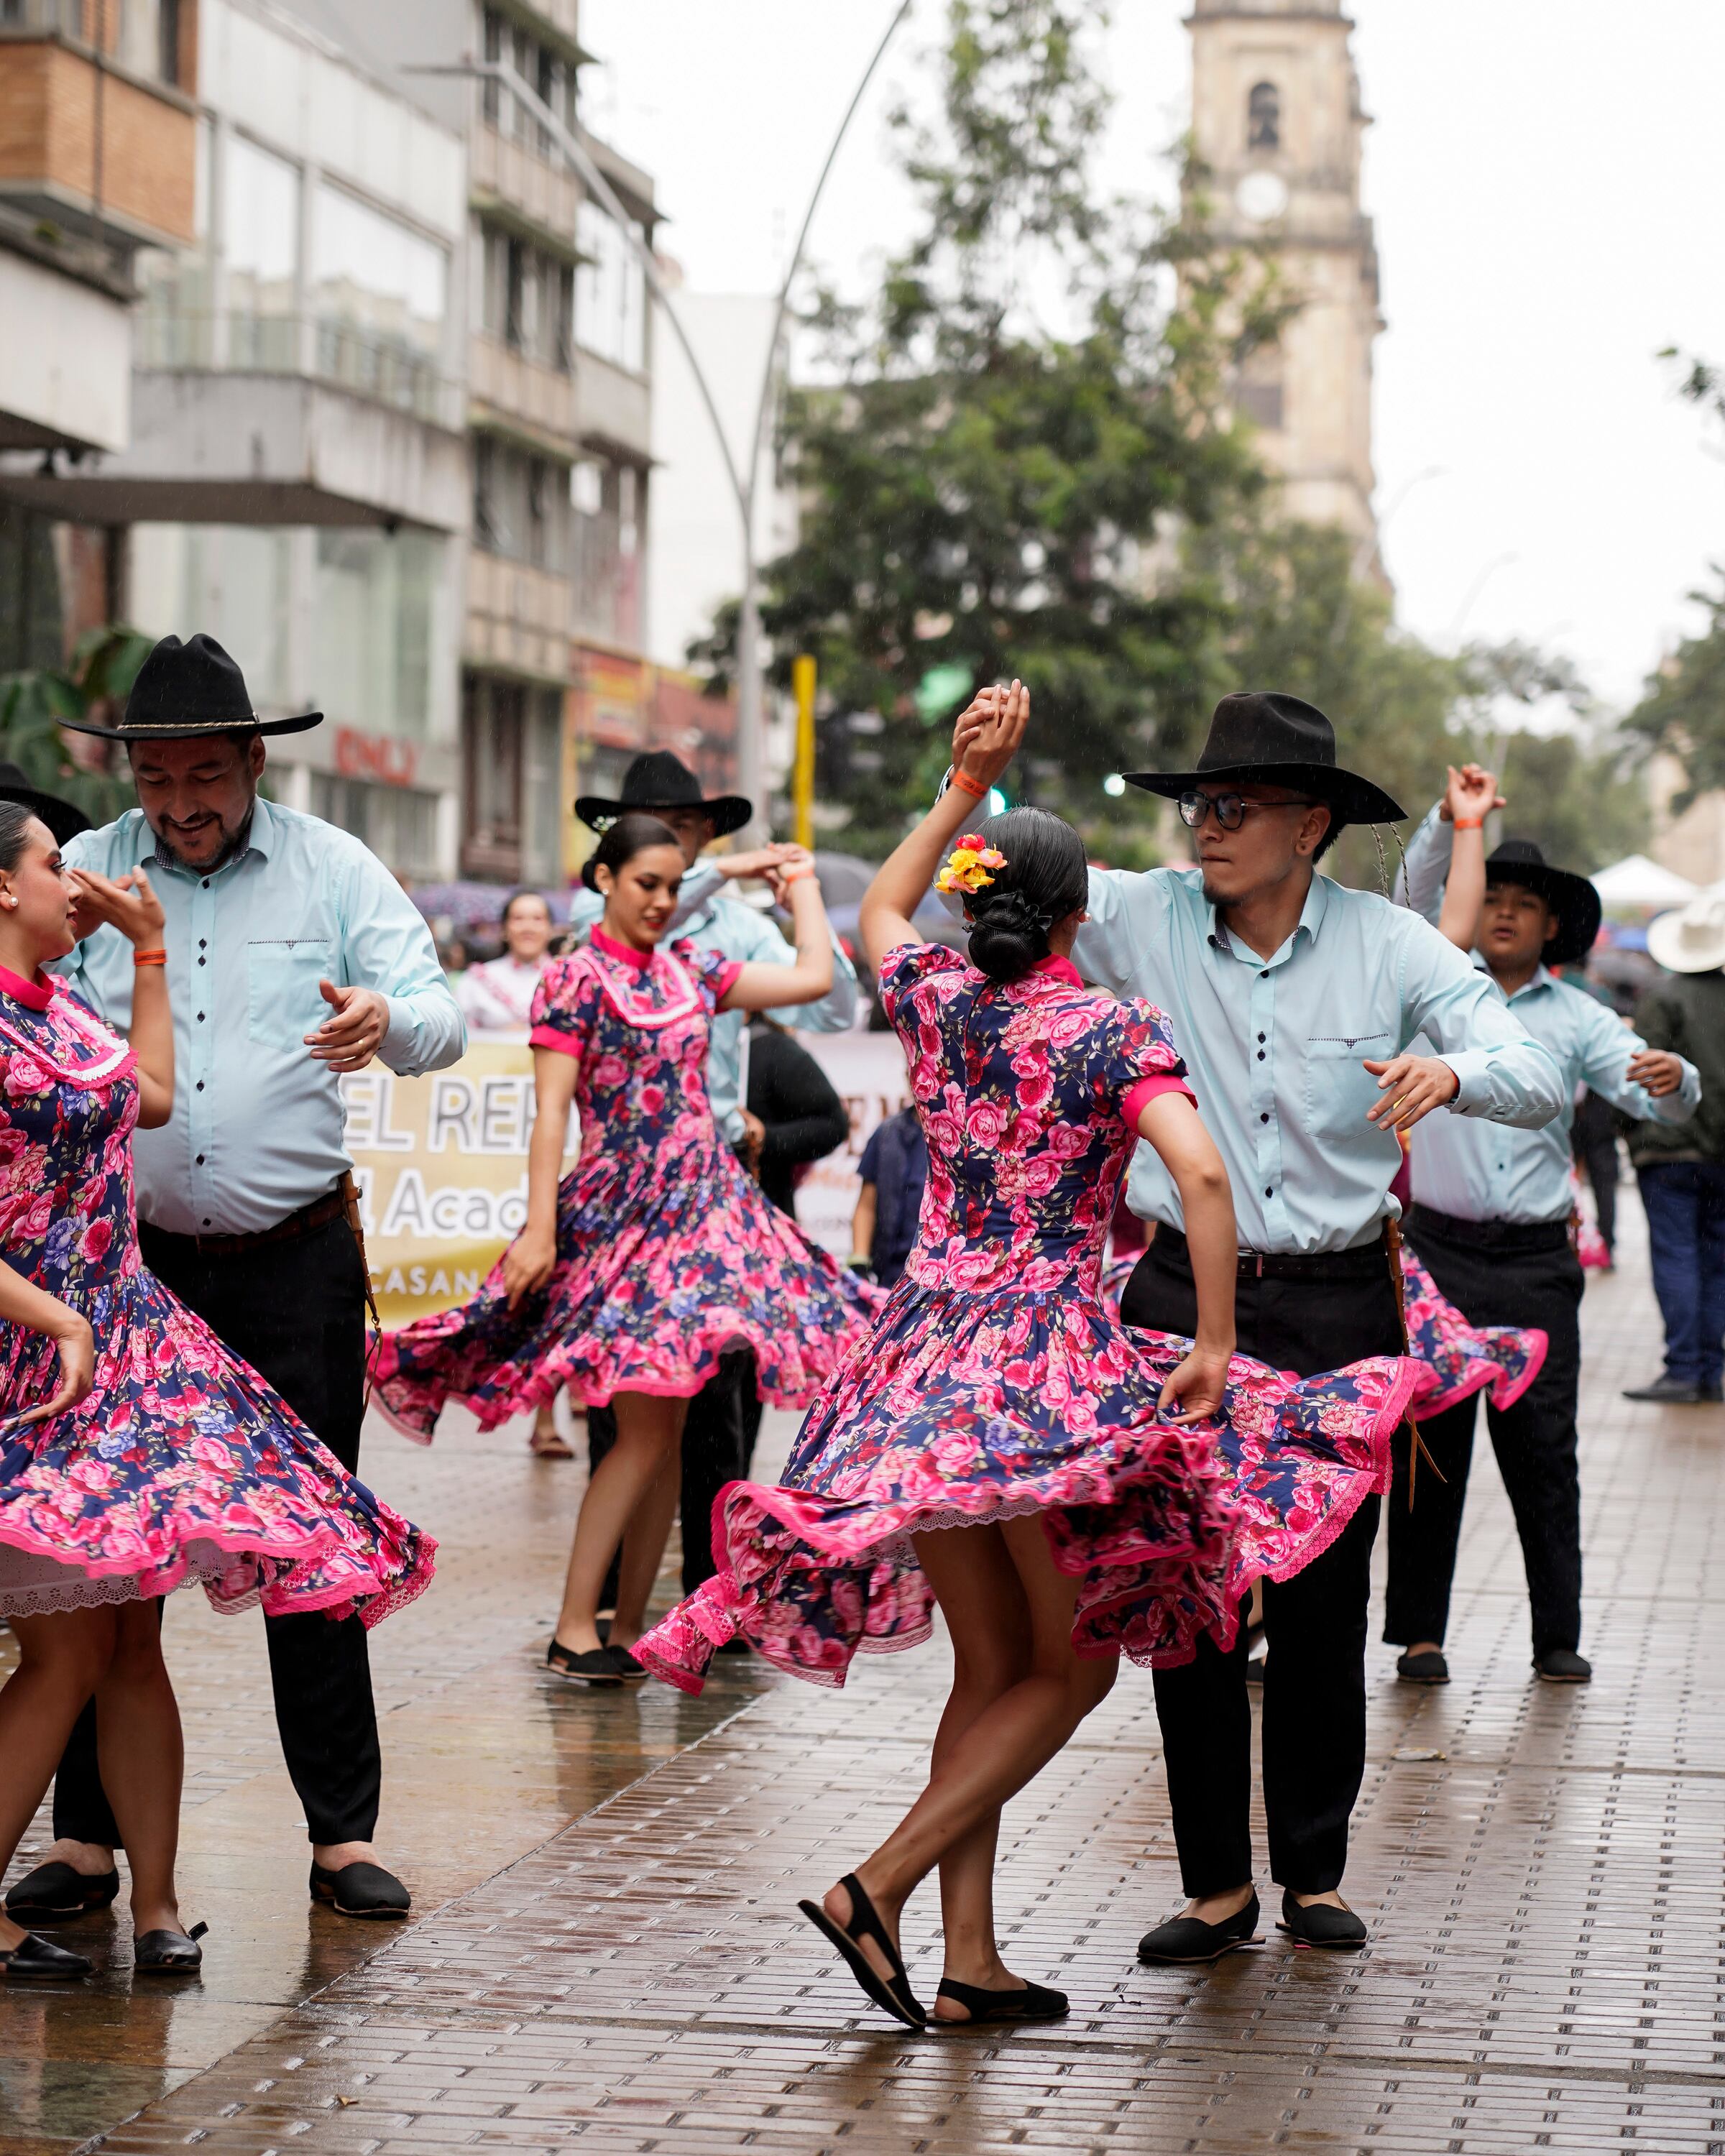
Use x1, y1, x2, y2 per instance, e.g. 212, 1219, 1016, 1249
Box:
880, 943, 1190, 1296
0, 967, 139, 1302
528, 930, 740, 1170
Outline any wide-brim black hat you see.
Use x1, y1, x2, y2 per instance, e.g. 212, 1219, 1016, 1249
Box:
1126, 691, 1405, 826
0, 762, 91, 845
1484, 838, 1601, 967
575, 748, 751, 837
55, 633, 321, 740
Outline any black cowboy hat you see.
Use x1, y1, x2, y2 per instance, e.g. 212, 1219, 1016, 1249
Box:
55, 633, 322, 741
1484, 837, 1601, 967
574, 748, 751, 837
0, 763, 91, 845
1126, 691, 1406, 827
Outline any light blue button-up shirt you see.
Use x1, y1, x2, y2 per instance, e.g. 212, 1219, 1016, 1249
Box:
566, 862, 857, 1143
1071, 864, 1566, 1254
1394, 808, 1698, 1222
55, 797, 465, 1235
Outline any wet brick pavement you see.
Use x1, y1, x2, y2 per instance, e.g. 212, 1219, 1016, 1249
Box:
4, 1207, 1724, 2153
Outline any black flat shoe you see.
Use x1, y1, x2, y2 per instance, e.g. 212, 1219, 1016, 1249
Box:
308, 1861, 411, 1919
546, 1639, 623, 1686
606, 1644, 648, 1681
796, 1871, 926, 2028
1622, 1376, 1704, 1404
932, 1976, 1068, 2025
1, 1930, 91, 1979
134, 1920, 207, 1974
1137, 1892, 1261, 1965
1276, 1890, 1366, 1949
4, 1861, 121, 1922
1396, 1648, 1450, 1685
1533, 1646, 1592, 1684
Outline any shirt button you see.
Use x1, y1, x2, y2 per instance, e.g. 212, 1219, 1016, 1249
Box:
196, 1153, 205, 1165
201, 880, 209, 889
1257, 1032, 1266, 1043
196, 1012, 204, 1021
202, 1217, 211, 1226
1260, 969, 1269, 980
196, 1079, 204, 1092
1264, 1186, 1272, 1197
1256, 1050, 1265, 1061
198, 939, 206, 949
1261, 1112, 1269, 1123
198, 957, 206, 967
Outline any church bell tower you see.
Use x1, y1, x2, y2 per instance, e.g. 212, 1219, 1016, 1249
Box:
1187, 0, 1384, 551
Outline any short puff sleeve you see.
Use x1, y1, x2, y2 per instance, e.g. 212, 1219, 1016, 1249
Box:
1098, 997, 1195, 1130
877, 941, 965, 1034
528, 955, 600, 1058
673, 939, 743, 1011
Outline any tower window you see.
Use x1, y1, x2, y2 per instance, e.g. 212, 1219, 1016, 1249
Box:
1248, 81, 1281, 152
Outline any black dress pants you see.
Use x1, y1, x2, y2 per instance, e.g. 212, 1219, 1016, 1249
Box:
52, 1214, 382, 1849
585, 1350, 751, 1598
1120, 1242, 1402, 1897
1571, 1090, 1619, 1256
1386, 1213, 1583, 1657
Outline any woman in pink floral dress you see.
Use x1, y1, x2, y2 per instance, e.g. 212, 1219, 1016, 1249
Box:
371, 814, 875, 1685
635, 686, 1419, 2031
0, 805, 433, 1981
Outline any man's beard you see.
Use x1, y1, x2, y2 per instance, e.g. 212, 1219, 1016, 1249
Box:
154, 812, 254, 872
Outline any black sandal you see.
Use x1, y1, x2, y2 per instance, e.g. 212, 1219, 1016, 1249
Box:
546, 1639, 623, 1686
797, 1872, 926, 2028
134, 1920, 208, 1974
932, 1976, 1068, 2026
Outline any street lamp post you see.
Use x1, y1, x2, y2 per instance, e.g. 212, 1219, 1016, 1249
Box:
446, 2, 912, 842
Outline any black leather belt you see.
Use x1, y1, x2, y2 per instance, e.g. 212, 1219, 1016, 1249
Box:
1151, 1222, 1393, 1284
150, 1186, 348, 1259
1404, 1203, 1571, 1257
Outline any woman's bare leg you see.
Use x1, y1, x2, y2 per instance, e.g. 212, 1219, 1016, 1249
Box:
0, 1608, 117, 1953
822, 1516, 1117, 2012
95, 1600, 185, 1938
553, 1391, 686, 1653
612, 1439, 684, 1650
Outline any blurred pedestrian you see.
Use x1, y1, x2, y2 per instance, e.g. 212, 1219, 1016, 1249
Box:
369, 815, 875, 1686
1622, 896, 1725, 1404
456, 890, 556, 1033
1389, 773, 1696, 1687
744, 1017, 847, 1218
850, 1104, 928, 1289
0, 783, 433, 1981
9, 635, 463, 1929
1570, 1088, 1621, 1264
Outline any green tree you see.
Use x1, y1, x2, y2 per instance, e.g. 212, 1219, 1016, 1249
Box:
1624, 568, 1725, 812
698, 0, 1284, 860
0, 626, 151, 828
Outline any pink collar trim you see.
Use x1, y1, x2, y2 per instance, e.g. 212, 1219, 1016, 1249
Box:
1030, 954, 1083, 987
0, 963, 55, 1011
591, 926, 656, 972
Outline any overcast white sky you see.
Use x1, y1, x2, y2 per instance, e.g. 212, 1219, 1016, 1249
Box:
582, 0, 1725, 714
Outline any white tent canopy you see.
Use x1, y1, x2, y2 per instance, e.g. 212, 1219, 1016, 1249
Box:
1591, 854, 1700, 912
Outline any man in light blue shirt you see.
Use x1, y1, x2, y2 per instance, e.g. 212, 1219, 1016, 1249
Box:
971, 690, 1564, 1964
569, 751, 857, 1599
13, 634, 462, 1930
1386, 792, 1696, 1692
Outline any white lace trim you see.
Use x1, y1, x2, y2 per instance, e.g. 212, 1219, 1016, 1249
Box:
0, 1544, 261, 1620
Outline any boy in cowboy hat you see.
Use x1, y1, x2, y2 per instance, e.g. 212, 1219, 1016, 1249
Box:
1620, 894, 1725, 1404
1388, 770, 1697, 1688
8, 634, 464, 1927
569, 750, 858, 1596
952, 687, 1564, 1961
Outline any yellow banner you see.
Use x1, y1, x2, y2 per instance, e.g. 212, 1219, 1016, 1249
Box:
341, 1039, 573, 1326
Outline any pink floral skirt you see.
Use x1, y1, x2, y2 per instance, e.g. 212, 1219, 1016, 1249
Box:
635, 1273, 1420, 1694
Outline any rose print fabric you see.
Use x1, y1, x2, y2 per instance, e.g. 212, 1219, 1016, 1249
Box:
636, 943, 1421, 1695
369, 930, 877, 1434
0, 969, 433, 1623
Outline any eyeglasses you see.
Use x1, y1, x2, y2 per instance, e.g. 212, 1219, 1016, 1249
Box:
1177, 789, 1319, 832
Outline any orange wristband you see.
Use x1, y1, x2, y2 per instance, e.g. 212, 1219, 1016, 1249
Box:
778, 863, 814, 884
1452, 816, 1484, 831
951, 768, 989, 800
132, 949, 167, 967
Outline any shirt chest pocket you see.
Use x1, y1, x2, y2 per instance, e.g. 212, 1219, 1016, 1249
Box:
247, 939, 335, 1052
1302, 1028, 1395, 1150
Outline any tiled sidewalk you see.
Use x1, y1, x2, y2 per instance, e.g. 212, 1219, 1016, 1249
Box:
6, 1225, 1725, 2153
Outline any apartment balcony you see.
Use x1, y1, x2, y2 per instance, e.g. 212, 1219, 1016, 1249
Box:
469, 333, 578, 451
470, 119, 579, 255
466, 548, 572, 686
0, 0, 198, 253
0, 368, 468, 531
514, 0, 586, 51
0, 224, 131, 450
576, 345, 651, 464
